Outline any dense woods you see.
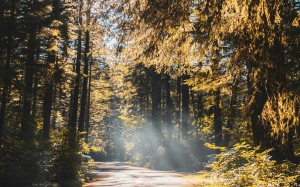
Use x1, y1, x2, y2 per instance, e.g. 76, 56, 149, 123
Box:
0, 0, 299, 186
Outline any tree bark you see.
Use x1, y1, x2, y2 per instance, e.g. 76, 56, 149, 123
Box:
224, 75, 239, 146
42, 83, 54, 139
213, 89, 222, 147
85, 59, 92, 142
31, 76, 39, 124
139, 67, 144, 115
0, 0, 16, 143
165, 74, 173, 142
0, 0, 5, 54
249, 77, 268, 148
151, 67, 162, 139
79, 0, 91, 135
51, 82, 57, 129
21, 30, 36, 141
210, 41, 222, 148
181, 74, 189, 138
176, 76, 181, 140
68, 1, 83, 143
191, 90, 197, 120
42, 0, 62, 140
79, 30, 90, 133
197, 92, 204, 119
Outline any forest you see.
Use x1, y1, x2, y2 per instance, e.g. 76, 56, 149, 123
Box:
0, 0, 300, 186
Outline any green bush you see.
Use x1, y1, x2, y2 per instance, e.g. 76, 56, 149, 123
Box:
208, 142, 300, 186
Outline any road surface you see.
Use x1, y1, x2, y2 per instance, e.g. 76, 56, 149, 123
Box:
83, 162, 194, 187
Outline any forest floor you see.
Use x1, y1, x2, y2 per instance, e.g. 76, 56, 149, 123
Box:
83, 162, 200, 187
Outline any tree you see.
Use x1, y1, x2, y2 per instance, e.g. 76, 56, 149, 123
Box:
79, 0, 91, 134
68, 0, 83, 142
0, 0, 16, 143
165, 73, 173, 142
181, 74, 190, 139
42, 0, 64, 140
151, 67, 162, 141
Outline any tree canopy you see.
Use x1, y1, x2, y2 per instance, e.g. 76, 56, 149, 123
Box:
0, 0, 299, 186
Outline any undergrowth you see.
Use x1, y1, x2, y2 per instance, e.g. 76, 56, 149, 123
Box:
189, 142, 300, 187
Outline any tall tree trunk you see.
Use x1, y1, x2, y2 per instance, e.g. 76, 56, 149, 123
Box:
0, 0, 16, 143
31, 76, 38, 124
211, 41, 222, 148
224, 75, 239, 146
61, 1, 83, 184
165, 73, 173, 142
151, 67, 162, 139
146, 72, 150, 112
68, 61, 75, 128
181, 74, 189, 139
68, 2, 82, 142
42, 83, 54, 139
191, 90, 197, 120
85, 59, 92, 142
197, 92, 204, 119
139, 68, 144, 116
42, 51, 57, 140
41, 0, 62, 140
51, 83, 57, 129
0, 0, 5, 55
285, 127, 295, 161
31, 40, 40, 123
176, 76, 181, 140
213, 89, 222, 147
21, 30, 36, 141
248, 69, 268, 147
191, 90, 201, 142
271, 36, 294, 161
79, 17, 90, 134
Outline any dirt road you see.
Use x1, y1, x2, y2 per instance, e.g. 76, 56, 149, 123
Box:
83, 162, 194, 187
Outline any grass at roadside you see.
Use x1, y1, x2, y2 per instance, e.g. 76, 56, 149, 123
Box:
186, 171, 225, 187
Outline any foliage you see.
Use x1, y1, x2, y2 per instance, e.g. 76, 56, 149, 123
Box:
0, 138, 39, 187
204, 142, 227, 152
0, 0, 299, 185
79, 137, 102, 154
207, 142, 300, 186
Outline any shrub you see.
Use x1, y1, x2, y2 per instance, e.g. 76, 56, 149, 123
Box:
208, 142, 300, 186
